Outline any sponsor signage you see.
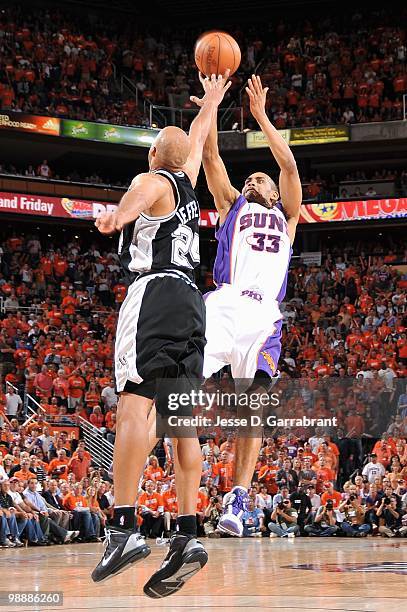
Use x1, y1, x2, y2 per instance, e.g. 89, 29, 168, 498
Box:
246, 129, 290, 149
0, 111, 158, 147
1, 192, 405, 225
299, 198, 407, 223
246, 125, 349, 148
0, 111, 60, 136
300, 251, 322, 265
289, 125, 349, 145
61, 119, 158, 147
2, 111, 349, 149
0, 191, 117, 220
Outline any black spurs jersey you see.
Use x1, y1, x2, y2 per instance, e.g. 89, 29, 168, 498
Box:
118, 169, 200, 282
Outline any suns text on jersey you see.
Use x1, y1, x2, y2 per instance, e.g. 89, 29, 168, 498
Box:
239, 211, 287, 232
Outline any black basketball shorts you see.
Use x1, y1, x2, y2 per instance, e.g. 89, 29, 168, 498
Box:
114, 270, 205, 414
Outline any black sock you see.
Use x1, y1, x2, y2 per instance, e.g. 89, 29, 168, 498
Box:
176, 514, 197, 538
112, 506, 136, 531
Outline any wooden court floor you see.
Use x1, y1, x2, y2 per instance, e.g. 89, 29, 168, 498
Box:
1, 538, 406, 611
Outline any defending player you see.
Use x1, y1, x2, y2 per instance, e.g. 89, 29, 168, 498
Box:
193, 74, 302, 536
91, 74, 231, 597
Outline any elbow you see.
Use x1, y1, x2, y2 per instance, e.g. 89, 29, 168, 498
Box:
203, 148, 220, 162
283, 159, 298, 175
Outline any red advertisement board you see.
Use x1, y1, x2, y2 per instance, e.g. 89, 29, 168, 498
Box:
201, 199, 407, 226
0, 112, 60, 136
0, 192, 406, 225
298, 198, 407, 223
0, 191, 116, 219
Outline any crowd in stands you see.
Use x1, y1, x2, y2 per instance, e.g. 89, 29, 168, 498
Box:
0, 427, 114, 547
0, 228, 405, 545
1, 159, 406, 201
0, 160, 129, 188
0, 5, 406, 129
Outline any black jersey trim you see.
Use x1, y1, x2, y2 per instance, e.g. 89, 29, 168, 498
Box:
139, 169, 181, 222
153, 169, 181, 208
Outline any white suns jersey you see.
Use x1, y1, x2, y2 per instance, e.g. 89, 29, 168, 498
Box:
213, 195, 291, 304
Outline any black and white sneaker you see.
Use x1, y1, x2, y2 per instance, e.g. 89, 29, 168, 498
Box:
91, 527, 151, 583
143, 534, 208, 599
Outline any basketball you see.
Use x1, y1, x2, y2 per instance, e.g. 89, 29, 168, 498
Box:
195, 31, 241, 77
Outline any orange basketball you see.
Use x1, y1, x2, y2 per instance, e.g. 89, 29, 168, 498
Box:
194, 31, 241, 77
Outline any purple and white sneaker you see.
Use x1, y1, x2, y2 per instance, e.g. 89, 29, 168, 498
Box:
217, 486, 250, 537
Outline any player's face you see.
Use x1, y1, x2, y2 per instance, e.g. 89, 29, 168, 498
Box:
242, 173, 279, 208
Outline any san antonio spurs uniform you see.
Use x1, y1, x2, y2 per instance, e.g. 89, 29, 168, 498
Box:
115, 169, 205, 402
203, 194, 291, 384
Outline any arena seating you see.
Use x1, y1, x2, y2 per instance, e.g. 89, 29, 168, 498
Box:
1, 162, 406, 201
0, 230, 405, 544
0, 6, 406, 128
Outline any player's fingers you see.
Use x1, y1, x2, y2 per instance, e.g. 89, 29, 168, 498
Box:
247, 78, 255, 92
249, 78, 258, 95
190, 96, 202, 106
252, 74, 261, 95
224, 80, 232, 92
264, 87, 269, 95
245, 87, 254, 98
256, 74, 263, 90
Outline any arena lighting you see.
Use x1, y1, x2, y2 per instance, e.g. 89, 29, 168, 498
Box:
138, 135, 156, 144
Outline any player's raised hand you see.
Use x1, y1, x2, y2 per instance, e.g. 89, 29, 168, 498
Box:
190, 69, 231, 107
246, 74, 269, 121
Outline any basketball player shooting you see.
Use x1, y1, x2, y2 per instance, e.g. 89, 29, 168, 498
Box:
91, 74, 231, 597
195, 74, 302, 536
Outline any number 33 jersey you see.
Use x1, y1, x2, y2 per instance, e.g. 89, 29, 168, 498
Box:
118, 168, 200, 281
213, 194, 291, 305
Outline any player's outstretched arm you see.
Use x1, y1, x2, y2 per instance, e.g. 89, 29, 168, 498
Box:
95, 173, 167, 234
246, 75, 302, 244
184, 73, 232, 188
192, 72, 239, 224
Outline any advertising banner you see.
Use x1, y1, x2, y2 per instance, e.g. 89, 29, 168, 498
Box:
0, 191, 117, 220
61, 120, 98, 140
246, 125, 349, 148
298, 198, 407, 223
300, 252, 322, 266
289, 125, 349, 145
61, 119, 158, 147
0, 111, 158, 147
0, 111, 60, 136
246, 129, 290, 149
1, 192, 405, 225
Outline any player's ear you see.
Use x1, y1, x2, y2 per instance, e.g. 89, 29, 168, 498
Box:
270, 189, 279, 203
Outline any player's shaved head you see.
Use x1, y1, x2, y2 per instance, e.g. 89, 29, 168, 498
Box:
149, 126, 191, 170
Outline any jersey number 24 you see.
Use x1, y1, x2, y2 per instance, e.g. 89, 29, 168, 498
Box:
171, 225, 200, 268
